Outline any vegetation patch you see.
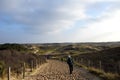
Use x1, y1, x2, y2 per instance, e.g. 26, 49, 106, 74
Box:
0, 61, 6, 79
75, 62, 120, 80
88, 67, 120, 80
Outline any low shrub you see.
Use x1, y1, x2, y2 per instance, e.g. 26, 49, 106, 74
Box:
0, 61, 6, 79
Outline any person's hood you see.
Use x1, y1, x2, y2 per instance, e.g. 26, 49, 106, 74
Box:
68, 55, 71, 58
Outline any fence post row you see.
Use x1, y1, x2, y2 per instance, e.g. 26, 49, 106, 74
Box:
74, 58, 120, 74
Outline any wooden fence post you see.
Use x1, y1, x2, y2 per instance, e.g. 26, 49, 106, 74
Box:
117, 61, 120, 74
118, 61, 120, 74
16, 69, 19, 79
31, 60, 34, 72
88, 60, 91, 67
38, 59, 40, 67
76, 58, 78, 62
99, 61, 102, 70
73, 57, 75, 62
35, 59, 37, 68
23, 62, 25, 79
8, 67, 11, 80
81, 58, 83, 64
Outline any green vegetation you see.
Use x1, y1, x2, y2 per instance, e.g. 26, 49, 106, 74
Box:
48, 43, 120, 80
0, 42, 120, 79
0, 43, 47, 78
72, 46, 120, 80
0, 61, 5, 79
73, 47, 120, 73
88, 67, 120, 80
0, 43, 27, 51
53, 44, 101, 54
38, 46, 54, 54
75, 62, 120, 80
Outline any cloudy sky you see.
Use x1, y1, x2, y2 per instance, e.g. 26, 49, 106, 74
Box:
0, 0, 120, 43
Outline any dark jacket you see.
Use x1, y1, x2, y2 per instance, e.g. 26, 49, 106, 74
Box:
67, 57, 73, 66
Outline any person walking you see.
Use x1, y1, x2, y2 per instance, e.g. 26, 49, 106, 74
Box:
67, 55, 73, 74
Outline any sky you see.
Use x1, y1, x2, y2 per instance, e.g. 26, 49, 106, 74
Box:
0, 0, 120, 43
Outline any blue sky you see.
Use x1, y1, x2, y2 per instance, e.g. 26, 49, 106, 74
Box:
0, 0, 120, 43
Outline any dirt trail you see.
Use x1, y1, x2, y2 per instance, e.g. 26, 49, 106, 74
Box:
25, 60, 101, 80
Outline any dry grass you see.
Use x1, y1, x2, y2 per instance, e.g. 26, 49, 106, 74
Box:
75, 62, 120, 80
88, 67, 120, 80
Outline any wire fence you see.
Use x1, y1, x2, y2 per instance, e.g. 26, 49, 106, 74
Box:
0, 55, 47, 80
73, 57, 120, 74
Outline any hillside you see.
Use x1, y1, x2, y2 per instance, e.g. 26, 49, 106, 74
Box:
73, 47, 120, 74
0, 44, 46, 77
74, 46, 120, 62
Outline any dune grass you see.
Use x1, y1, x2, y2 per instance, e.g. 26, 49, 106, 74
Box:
88, 67, 120, 80
75, 62, 120, 80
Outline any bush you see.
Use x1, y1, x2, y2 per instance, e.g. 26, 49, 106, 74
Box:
0, 43, 27, 51
0, 61, 5, 78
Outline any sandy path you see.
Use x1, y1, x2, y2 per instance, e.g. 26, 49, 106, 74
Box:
25, 60, 101, 80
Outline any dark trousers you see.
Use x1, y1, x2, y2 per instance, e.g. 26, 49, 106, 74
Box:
68, 65, 73, 74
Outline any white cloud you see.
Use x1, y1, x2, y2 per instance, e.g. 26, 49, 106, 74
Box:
73, 9, 120, 42
0, 0, 89, 34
